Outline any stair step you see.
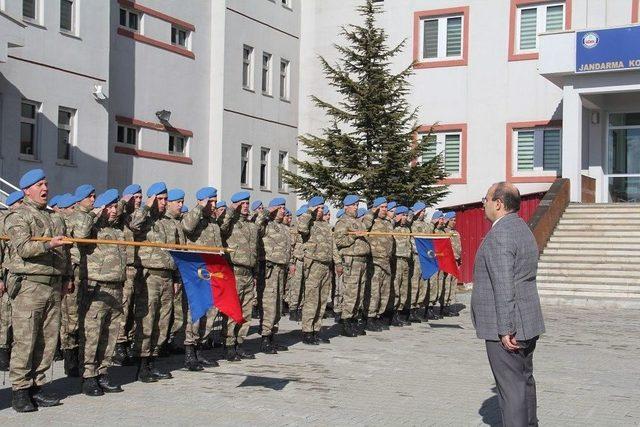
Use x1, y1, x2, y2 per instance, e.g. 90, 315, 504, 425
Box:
537, 275, 640, 285
558, 219, 640, 225
564, 208, 640, 214
539, 294, 640, 309
538, 289, 640, 298
537, 267, 640, 277
552, 231, 640, 237
556, 224, 640, 230
546, 241, 640, 249
549, 236, 640, 244
567, 203, 640, 208
538, 255, 640, 263
541, 248, 640, 256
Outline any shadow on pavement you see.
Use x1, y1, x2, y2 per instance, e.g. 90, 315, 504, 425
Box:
479, 386, 502, 427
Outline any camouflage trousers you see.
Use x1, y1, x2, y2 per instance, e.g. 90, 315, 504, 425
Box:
116, 266, 139, 344
60, 268, 81, 350
223, 266, 254, 346
301, 259, 331, 333
261, 262, 286, 336
286, 259, 304, 312
134, 269, 173, 357
9, 277, 62, 391
394, 257, 411, 311
410, 257, 427, 309
364, 261, 391, 318
170, 283, 186, 343
0, 291, 11, 349
333, 270, 343, 315
341, 256, 368, 320
81, 281, 123, 378
184, 305, 218, 346
439, 273, 458, 306
427, 272, 443, 306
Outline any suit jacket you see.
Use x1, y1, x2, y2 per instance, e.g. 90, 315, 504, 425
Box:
471, 213, 545, 341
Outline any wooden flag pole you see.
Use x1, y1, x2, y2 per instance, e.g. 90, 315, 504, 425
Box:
0, 236, 230, 253
347, 231, 452, 238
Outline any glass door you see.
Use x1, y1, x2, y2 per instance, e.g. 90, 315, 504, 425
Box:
606, 113, 640, 202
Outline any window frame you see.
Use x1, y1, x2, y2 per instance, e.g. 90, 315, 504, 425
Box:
19, 100, 40, 160
262, 52, 273, 96
57, 106, 76, 164
242, 45, 254, 91
506, 120, 562, 183
515, 2, 565, 54
279, 58, 290, 101
277, 150, 289, 192
420, 131, 462, 178
116, 124, 139, 147
241, 144, 252, 188
59, 0, 76, 35
260, 147, 271, 190
168, 134, 187, 157
119, 7, 141, 33
413, 7, 469, 69
22, 0, 38, 23
419, 15, 464, 62
171, 25, 190, 50
415, 123, 467, 185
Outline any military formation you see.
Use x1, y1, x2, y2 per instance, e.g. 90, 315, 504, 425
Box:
0, 168, 461, 413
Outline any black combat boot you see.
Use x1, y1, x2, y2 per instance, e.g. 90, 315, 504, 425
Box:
365, 318, 381, 332
390, 311, 404, 327
98, 373, 123, 392
261, 336, 278, 354
12, 389, 36, 413
82, 376, 104, 397
0, 347, 9, 371
377, 316, 390, 330
314, 331, 330, 344
184, 345, 204, 371
355, 318, 367, 335
340, 320, 357, 337
225, 345, 241, 362
196, 345, 219, 367
136, 357, 158, 383
270, 335, 289, 351
302, 332, 318, 345
63, 348, 80, 377
111, 343, 128, 367
30, 386, 61, 407
149, 357, 172, 380
236, 344, 255, 360
409, 308, 422, 323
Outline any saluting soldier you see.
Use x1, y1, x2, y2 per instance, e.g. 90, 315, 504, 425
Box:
332, 208, 345, 320
408, 202, 429, 323
287, 205, 307, 322
426, 210, 445, 319
440, 211, 461, 317
391, 206, 412, 327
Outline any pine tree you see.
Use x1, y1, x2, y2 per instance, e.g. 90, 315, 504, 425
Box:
282, 0, 449, 207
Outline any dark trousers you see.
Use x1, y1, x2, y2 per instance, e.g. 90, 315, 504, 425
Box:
485, 337, 539, 427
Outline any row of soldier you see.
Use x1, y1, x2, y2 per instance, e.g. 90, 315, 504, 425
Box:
0, 168, 460, 413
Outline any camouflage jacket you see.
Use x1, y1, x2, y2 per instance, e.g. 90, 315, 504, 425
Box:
298, 211, 340, 265
0, 212, 10, 271
290, 223, 304, 262
221, 208, 258, 269
410, 219, 434, 254
334, 210, 374, 257
181, 204, 223, 247
5, 197, 71, 277
393, 223, 412, 259
447, 228, 462, 261
82, 217, 127, 283
367, 217, 394, 266
117, 200, 143, 267
261, 218, 291, 265
65, 204, 95, 279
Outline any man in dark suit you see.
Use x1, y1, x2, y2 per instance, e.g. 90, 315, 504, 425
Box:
471, 182, 545, 427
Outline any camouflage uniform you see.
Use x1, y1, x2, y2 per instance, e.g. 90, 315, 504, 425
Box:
0, 212, 13, 353
410, 217, 433, 309
5, 197, 71, 390
366, 216, 394, 319
79, 214, 126, 379
165, 210, 187, 346
298, 210, 340, 333
442, 228, 462, 306
429, 224, 446, 307
129, 205, 182, 358
393, 222, 412, 312
286, 223, 305, 315
334, 210, 374, 320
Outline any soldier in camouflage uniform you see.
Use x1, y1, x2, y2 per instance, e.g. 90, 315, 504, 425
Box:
128, 182, 178, 382
287, 205, 307, 322
332, 208, 345, 319
220, 191, 259, 362
426, 210, 445, 319
77, 189, 126, 396
250, 200, 265, 320
334, 195, 374, 338
365, 197, 394, 332
408, 202, 430, 323
298, 197, 342, 345
6, 169, 73, 412
258, 197, 291, 353
0, 191, 24, 371
391, 206, 411, 327
439, 211, 461, 317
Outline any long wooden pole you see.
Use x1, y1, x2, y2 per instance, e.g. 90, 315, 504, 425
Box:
347, 231, 452, 238
0, 236, 230, 253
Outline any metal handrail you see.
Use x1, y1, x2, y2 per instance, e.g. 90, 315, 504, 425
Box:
0, 177, 19, 192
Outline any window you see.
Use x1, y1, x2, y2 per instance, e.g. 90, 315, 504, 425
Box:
242, 45, 254, 90
260, 147, 270, 188
119, 8, 139, 32
421, 132, 462, 177
171, 26, 189, 48
116, 124, 138, 146
420, 14, 463, 61
278, 151, 288, 192
23, 0, 36, 20
262, 53, 272, 95
516, 2, 564, 52
241, 144, 252, 186
57, 107, 75, 162
514, 127, 562, 173
169, 135, 186, 156
60, 0, 74, 33
279, 59, 290, 100
20, 100, 38, 157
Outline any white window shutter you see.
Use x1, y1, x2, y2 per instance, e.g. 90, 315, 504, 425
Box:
543, 129, 561, 172
545, 5, 564, 32
519, 8, 537, 50
423, 20, 439, 59
517, 130, 535, 171
446, 17, 462, 57
444, 134, 460, 174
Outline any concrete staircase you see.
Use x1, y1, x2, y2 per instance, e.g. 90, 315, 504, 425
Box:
537, 203, 640, 308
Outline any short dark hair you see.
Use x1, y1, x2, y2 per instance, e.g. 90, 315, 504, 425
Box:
492, 182, 521, 212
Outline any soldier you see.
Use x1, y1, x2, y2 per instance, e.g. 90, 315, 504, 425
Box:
365, 197, 394, 332
334, 195, 374, 338
0, 191, 25, 371
112, 184, 143, 366
440, 211, 461, 317
128, 182, 177, 382
409, 202, 429, 323
391, 206, 412, 327
180, 186, 224, 370
165, 189, 187, 354
220, 191, 259, 362
6, 169, 73, 412
298, 197, 342, 344
78, 189, 126, 396
258, 197, 291, 353
283, 208, 292, 226
215, 200, 227, 221
281, 208, 293, 315
332, 208, 345, 320
287, 205, 307, 322
426, 210, 445, 319
251, 200, 265, 320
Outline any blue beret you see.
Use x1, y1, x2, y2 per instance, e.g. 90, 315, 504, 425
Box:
123, 184, 142, 196
323, 206, 330, 214
372, 197, 387, 208
336, 208, 345, 219
268, 197, 286, 208
48, 195, 60, 208
196, 186, 217, 201
216, 200, 227, 209
296, 204, 308, 217
343, 194, 359, 207
444, 211, 456, 220
251, 200, 263, 211
285, 208, 292, 216
387, 201, 397, 210
57, 193, 75, 209
167, 188, 185, 202
147, 182, 167, 197
74, 184, 95, 202
231, 191, 250, 203
395, 206, 409, 215
94, 188, 119, 208
19, 168, 45, 189
431, 210, 443, 220
411, 201, 426, 213
6, 190, 24, 207
356, 207, 366, 218
308, 196, 324, 208
181, 205, 189, 213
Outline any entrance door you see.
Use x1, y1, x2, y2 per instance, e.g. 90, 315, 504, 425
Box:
606, 112, 640, 202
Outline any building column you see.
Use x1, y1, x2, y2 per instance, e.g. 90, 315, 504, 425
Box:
562, 85, 583, 202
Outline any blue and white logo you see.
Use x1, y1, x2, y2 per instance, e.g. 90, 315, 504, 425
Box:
582, 32, 599, 49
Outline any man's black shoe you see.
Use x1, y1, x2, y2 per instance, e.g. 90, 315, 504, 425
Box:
340, 320, 357, 337
184, 345, 204, 371
111, 343, 128, 367
315, 332, 330, 344
196, 346, 219, 367
82, 377, 104, 397
409, 309, 422, 323
270, 335, 289, 351
225, 345, 241, 362
149, 357, 172, 379
98, 374, 123, 392
261, 336, 278, 354
390, 311, 404, 327
30, 386, 61, 407
302, 332, 318, 345
12, 389, 36, 413
236, 345, 255, 359
136, 358, 158, 383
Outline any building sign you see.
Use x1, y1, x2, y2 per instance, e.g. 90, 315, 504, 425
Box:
576, 26, 640, 73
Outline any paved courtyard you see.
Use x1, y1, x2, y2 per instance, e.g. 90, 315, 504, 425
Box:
0, 292, 638, 426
